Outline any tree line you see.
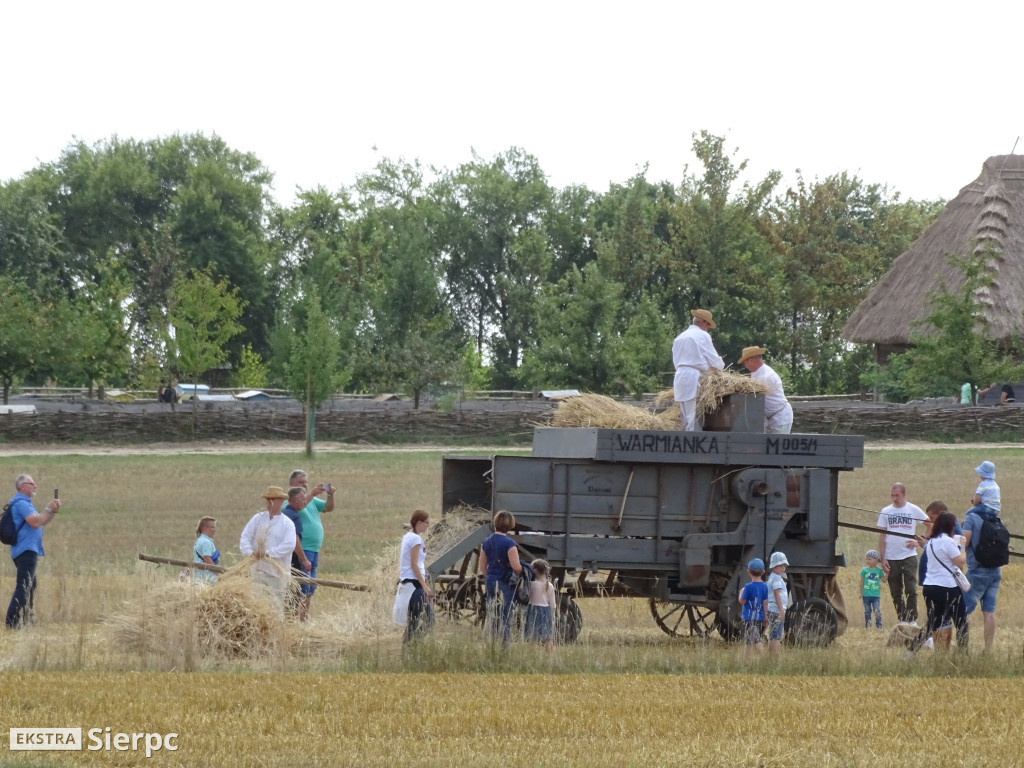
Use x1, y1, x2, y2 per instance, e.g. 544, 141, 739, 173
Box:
0, 130, 944, 407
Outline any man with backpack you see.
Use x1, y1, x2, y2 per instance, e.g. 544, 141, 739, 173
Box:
5, 474, 61, 628
961, 461, 1011, 653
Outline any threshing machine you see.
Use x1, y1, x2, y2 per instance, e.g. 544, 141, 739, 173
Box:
427, 394, 864, 645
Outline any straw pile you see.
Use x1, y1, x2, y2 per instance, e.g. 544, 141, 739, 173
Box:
104, 559, 301, 663
550, 369, 767, 430
551, 394, 678, 430
693, 368, 770, 418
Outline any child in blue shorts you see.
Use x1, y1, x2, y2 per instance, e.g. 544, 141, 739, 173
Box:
765, 552, 789, 655
738, 558, 769, 657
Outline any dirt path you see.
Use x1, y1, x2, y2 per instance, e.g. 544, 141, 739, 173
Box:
0, 439, 1017, 457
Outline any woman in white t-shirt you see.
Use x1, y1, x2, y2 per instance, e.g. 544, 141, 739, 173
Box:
399, 509, 435, 642
911, 511, 967, 653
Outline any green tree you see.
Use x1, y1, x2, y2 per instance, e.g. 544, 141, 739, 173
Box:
434, 148, 553, 387
166, 268, 245, 429
661, 132, 783, 363
349, 158, 463, 405
864, 253, 1024, 401
766, 172, 942, 394
283, 286, 346, 457
232, 344, 269, 388
0, 276, 52, 403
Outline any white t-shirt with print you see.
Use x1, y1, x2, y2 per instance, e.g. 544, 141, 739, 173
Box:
877, 502, 927, 561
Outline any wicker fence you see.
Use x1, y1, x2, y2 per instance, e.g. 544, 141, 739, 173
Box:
0, 401, 1020, 444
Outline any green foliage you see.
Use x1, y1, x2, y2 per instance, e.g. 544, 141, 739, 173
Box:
0, 275, 52, 403
232, 344, 269, 388
458, 343, 490, 396
166, 268, 245, 427
861, 253, 1024, 401
283, 286, 347, 455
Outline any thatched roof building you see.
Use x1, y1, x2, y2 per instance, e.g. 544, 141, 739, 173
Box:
843, 154, 1024, 360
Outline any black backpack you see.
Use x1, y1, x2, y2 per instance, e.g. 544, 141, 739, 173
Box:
0, 502, 24, 546
510, 560, 536, 605
972, 513, 1011, 568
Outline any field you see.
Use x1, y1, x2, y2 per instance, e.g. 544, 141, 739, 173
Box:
0, 444, 1021, 767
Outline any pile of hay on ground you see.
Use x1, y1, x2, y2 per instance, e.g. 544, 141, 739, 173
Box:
551, 394, 677, 430
104, 559, 339, 664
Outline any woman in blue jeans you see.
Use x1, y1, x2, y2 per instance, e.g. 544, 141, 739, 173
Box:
477, 510, 522, 644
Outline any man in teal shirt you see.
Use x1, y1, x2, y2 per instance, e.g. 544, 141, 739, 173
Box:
288, 469, 336, 622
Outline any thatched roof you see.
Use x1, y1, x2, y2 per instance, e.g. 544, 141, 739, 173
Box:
843, 154, 1024, 346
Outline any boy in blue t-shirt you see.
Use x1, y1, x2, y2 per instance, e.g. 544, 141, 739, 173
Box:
738, 558, 770, 656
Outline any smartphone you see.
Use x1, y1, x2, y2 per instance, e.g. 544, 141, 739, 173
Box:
54, 488, 59, 499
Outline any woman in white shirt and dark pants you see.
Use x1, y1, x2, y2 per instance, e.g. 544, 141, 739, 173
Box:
911, 510, 967, 653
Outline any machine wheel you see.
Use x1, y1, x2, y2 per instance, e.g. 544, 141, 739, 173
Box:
785, 597, 838, 647
714, 614, 744, 642
439, 577, 485, 626
648, 599, 716, 638
555, 594, 583, 644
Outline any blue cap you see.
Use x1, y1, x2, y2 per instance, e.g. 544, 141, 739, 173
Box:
975, 461, 995, 479
748, 558, 765, 572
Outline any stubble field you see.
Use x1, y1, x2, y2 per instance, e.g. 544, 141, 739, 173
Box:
0, 443, 1021, 767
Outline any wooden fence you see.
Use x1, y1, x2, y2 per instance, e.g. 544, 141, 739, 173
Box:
0, 401, 1020, 444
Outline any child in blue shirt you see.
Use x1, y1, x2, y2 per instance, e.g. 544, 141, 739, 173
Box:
738, 557, 769, 656
966, 461, 1000, 517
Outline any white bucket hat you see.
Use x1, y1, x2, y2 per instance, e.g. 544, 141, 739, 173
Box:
768, 552, 789, 569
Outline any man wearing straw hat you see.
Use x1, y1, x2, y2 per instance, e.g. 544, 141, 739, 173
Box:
738, 346, 793, 434
239, 486, 297, 611
672, 309, 725, 431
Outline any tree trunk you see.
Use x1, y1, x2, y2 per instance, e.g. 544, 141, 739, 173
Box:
304, 403, 314, 458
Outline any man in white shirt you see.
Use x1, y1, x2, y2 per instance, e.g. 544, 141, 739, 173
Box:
672, 309, 725, 431
876, 483, 928, 624
738, 346, 793, 434
239, 486, 296, 610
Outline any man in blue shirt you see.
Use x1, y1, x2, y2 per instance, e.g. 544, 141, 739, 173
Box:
6, 474, 61, 628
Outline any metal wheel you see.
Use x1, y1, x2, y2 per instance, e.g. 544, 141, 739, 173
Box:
648, 599, 716, 638
438, 577, 485, 626
785, 597, 838, 647
555, 594, 583, 644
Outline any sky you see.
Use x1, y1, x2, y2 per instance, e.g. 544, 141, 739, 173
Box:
2, 1, 1023, 206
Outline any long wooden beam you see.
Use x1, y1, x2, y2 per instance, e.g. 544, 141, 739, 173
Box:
138, 553, 372, 591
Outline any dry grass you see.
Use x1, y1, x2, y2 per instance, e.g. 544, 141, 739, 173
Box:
551, 393, 678, 430
0, 671, 1018, 767
0, 445, 1023, 765
695, 367, 769, 417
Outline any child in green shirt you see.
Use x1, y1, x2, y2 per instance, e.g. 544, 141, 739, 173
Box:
860, 549, 884, 629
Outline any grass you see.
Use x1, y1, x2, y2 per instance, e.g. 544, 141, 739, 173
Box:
0, 443, 1022, 766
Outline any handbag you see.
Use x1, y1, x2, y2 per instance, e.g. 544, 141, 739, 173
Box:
929, 541, 971, 593
392, 581, 416, 625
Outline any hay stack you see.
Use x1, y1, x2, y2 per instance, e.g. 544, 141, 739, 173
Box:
105, 559, 307, 663
551, 394, 677, 430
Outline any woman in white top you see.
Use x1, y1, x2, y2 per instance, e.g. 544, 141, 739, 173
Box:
911, 510, 967, 653
399, 509, 435, 642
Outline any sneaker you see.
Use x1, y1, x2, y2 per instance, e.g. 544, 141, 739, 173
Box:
923, 637, 934, 650
910, 621, 919, 628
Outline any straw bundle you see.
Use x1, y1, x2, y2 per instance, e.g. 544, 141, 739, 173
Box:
105, 558, 307, 663
550, 394, 678, 430
694, 368, 769, 418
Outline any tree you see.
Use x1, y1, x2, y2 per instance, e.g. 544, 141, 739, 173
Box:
661, 132, 783, 363
0, 276, 54, 403
863, 252, 1024, 401
283, 286, 346, 456
434, 148, 553, 387
166, 268, 245, 429
765, 172, 942, 394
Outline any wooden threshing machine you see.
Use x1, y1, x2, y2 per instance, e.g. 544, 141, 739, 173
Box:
428, 394, 864, 645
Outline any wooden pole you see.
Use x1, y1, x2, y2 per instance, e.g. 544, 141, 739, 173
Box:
138, 553, 372, 591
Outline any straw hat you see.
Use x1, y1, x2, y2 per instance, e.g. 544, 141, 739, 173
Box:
690, 309, 716, 329
262, 485, 288, 500
737, 346, 767, 365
